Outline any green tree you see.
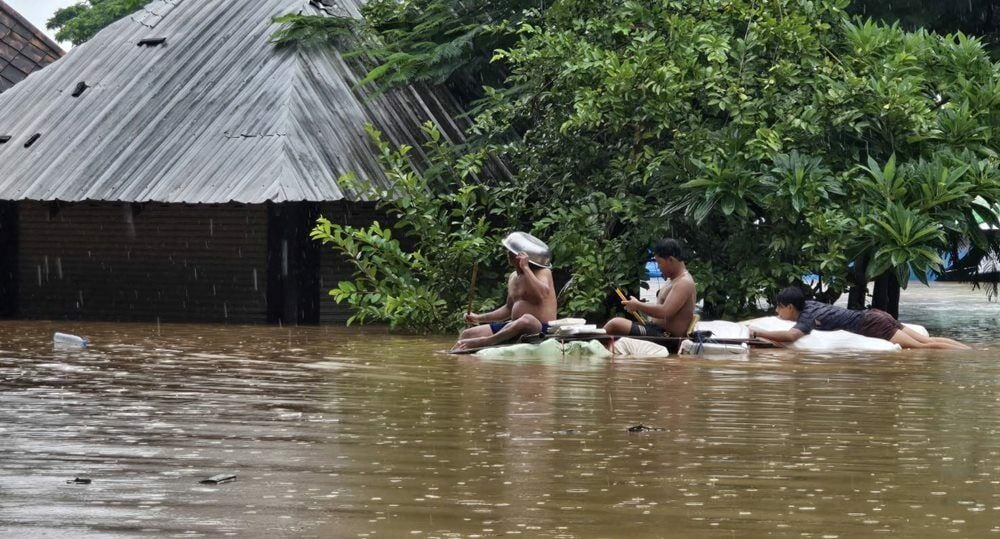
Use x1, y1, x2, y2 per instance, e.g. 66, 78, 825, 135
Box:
473, 0, 1000, 318
47, 0, 153, 46
851, 0, 1000, 56
294, 0, 1000, 330
310, 123, 502, 333
272, 0, 544, 106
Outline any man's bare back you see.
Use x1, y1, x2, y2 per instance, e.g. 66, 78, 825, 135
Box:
651, 271, 696, 336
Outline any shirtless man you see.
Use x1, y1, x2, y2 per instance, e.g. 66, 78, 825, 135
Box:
604, 238, 697, 337
451, 232, 558, 352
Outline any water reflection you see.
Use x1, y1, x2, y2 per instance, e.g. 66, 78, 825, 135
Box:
0, 283, 998, 537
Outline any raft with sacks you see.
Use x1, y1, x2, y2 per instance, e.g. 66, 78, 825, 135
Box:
458, 334, 753, 359
452, 316, 929, 358
451, 318, 767, 358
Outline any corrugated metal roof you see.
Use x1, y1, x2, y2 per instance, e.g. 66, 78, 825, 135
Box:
0, 0, 472, 203
0, 1, 64, 92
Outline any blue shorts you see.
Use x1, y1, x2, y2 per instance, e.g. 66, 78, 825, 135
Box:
489, 321, 550, 334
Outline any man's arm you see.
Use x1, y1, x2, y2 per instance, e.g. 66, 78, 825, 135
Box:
625, 279, 693, 321
751, 327, 805, 343
515, 255, 552, 302
468, 304, 511, 324
465, 273, 515, 325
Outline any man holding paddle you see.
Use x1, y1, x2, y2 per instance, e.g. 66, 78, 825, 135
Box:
604, 238, 697, 338
451, 232, 558, 352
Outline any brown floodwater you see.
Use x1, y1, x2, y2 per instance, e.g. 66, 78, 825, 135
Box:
1, 282, 998, 537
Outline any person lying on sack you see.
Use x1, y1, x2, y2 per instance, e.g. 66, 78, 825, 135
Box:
750, 286, 971, 350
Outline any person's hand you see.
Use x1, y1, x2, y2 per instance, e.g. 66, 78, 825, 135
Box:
514, 252, 530, 273
623, 296, 642, 313
746, 325, 763, 339
465, 312, 480, 326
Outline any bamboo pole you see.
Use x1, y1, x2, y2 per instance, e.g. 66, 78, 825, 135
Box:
615, 288, 648, 325
466, 263, 479, 321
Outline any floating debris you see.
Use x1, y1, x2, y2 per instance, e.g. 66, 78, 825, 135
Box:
53, 332, 88, 349
199, 474, 236, 485
626, 424, 664, 433
66, 477, 92, 484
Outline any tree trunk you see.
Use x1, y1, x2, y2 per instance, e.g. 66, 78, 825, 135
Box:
888, 277, 900, 319
847, 256, 869, 310
871, 274, 888, 311
871, 273, 900, 319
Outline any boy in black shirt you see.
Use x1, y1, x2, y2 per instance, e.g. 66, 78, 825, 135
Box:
751, 287, 970, 350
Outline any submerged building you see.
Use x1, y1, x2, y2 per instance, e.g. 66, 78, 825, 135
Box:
0, 0, 469, 324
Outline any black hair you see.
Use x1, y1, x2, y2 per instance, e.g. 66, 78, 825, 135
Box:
776, 286, 806, 311
651, 238, 688, 262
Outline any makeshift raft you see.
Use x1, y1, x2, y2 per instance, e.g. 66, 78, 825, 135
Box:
450, 316, 925, 357
449, 332, 775, 357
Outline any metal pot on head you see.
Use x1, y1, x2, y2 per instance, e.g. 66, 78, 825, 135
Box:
501, 232, 552, 269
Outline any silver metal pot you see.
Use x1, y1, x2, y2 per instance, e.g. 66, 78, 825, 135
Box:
501, 231, 552, 268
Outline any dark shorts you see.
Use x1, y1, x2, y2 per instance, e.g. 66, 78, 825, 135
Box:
628, 322, 666, 337
857, 309, 903, 341
489, 321, 550, 334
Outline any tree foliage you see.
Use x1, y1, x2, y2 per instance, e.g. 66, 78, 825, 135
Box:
851, 0, 1000, 57
47, 0, 153, 46
272, 0, 543, 105
467, 0, 1000, 318
310, 123, 502, 333
314, 0, 1000, 330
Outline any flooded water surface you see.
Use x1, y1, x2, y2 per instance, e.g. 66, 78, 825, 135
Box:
2, 283, 999, 537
